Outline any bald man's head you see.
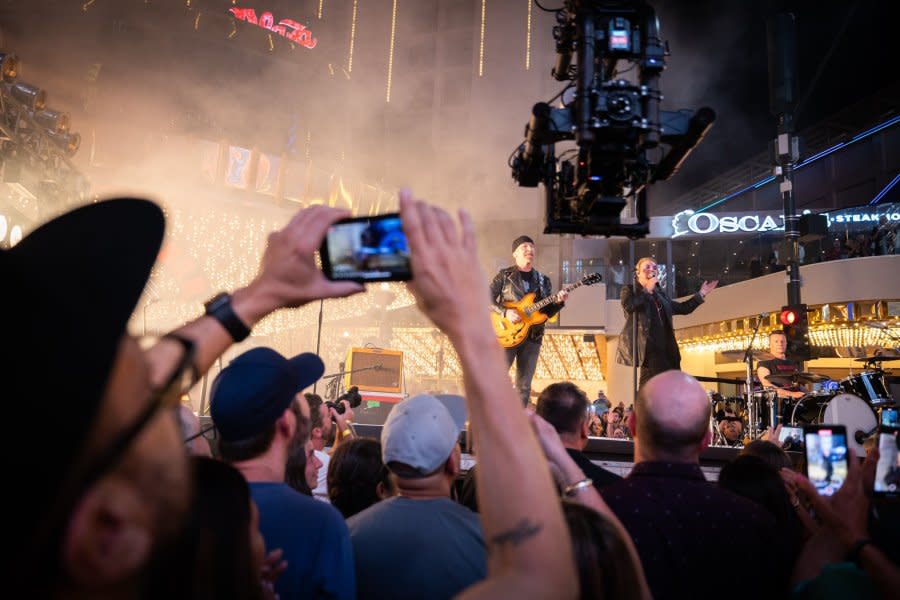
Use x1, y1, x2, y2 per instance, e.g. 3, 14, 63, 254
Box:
634, 371, 711, 461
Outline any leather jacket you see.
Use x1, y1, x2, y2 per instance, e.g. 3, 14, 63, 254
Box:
490, 266, 563, 341
616, 283, 704, 367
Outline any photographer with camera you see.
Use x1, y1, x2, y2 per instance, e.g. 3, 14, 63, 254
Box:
306, 387, 362, 502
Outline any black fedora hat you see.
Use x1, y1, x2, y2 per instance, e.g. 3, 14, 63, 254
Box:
1, 198, 165, 546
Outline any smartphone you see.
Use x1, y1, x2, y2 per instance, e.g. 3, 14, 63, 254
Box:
319, 213, 411, 282
778, 425, 803, 447
882, 408, 899, 429
875, 409, 899, 496
803, 425, 849, 497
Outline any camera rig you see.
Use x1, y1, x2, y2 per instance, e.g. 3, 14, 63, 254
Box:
511, 0, 716, 238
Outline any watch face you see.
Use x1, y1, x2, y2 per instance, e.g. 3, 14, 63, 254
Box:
205, 292, 230, 311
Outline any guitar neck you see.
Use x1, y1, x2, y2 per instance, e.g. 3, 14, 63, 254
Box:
525, 280, 583, 315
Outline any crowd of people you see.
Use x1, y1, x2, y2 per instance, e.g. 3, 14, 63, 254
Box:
5, 192, 899, 600
824, 217, 899, 260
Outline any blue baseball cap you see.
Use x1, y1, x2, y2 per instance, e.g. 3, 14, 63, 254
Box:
211, 347, 325, 442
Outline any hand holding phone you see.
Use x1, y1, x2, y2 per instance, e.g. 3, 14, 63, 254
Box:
875, 409, 899, 496
319, 213, 411, 283
803, 425, 849, 497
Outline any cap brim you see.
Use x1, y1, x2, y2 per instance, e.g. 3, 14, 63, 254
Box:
288, 352, 326, 391
434, 394, 467, 433
3, 197, 165, 546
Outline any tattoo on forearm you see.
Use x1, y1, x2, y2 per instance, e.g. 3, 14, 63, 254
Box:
489, 519, 543, 549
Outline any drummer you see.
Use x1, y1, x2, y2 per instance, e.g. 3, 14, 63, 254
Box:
757, 331, 808, 399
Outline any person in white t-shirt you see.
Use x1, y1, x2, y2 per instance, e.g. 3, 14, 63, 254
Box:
306, 392, 355, 501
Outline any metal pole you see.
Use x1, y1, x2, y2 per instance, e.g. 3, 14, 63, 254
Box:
629, 240, 638, 403
768, 12, 802, 306
313, 298, 324, 394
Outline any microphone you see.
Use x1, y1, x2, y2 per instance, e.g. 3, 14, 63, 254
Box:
758, 312, 770, 319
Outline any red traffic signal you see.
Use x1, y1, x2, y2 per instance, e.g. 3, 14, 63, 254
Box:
780, 308, 797, 326
780, 304, 810, 360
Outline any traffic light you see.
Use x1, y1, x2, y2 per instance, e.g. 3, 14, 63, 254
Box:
780, 304, 811, 360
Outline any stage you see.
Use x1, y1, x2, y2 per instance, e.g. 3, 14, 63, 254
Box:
351, 424, 804, 480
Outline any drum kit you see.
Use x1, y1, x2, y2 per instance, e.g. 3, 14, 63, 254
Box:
708, 355, 898, 452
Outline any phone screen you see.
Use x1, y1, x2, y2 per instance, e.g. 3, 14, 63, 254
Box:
778, 425, 803, 446
882, 408, 899, 429
320, 214, 411, 282
803, 425, 848, 497
874, 427, 899, 496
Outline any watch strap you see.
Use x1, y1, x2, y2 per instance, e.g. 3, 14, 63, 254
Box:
204, 293, 251, 342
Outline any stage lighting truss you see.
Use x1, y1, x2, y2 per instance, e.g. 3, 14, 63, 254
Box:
0, 52, 87, 204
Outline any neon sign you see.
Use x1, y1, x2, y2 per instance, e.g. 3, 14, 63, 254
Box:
671, 209, 786, 237
229, 8, 317, 49
671, 205, 900, 237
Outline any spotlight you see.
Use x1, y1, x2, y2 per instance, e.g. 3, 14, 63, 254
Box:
9, 82, 47, 110
9, 224, 23, 247
33, 109, 70, 133
48, 130, 80, 156
0, 53, 19, 82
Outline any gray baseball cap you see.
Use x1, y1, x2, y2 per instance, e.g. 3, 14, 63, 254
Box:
382, 394, 463, 476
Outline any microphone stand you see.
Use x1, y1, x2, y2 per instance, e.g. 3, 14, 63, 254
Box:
319, 365, 387, 401
743, 314, 766, 441
313, 298, 324, 394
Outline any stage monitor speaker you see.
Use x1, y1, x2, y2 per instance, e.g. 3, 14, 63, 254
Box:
345, 347, 403, 393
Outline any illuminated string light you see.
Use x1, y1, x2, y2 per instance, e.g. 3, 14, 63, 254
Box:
268, 33, 275, 52
479, 0, 487, 77
194, 12, 201, 30
347, 0, 358, 74
318, 0, 324, 19
386, 0, 398, 103
525, 0, 532, 70
228, 20, 237, 38
82, 0, 95, 10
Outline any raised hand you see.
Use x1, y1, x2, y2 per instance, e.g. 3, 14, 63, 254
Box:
245, 206, 365, 315
699, 279, 719, 297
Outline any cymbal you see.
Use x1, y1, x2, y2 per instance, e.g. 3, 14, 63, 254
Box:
766, 372, 831, 385
693, 374, 754, 385
721, 349, 776, 362
854, 356, 900, 363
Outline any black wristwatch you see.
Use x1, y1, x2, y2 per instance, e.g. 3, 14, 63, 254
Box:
204, 292, 251, 342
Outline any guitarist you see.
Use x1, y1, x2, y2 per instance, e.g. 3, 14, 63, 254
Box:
490, 235, 568, 406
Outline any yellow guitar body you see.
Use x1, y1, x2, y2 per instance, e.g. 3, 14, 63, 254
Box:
490, 293, 549, 349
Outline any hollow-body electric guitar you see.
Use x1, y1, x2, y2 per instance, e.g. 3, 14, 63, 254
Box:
491, 273, 602, 348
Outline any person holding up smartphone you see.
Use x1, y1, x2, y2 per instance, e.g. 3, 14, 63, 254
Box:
790, 447, 900, 599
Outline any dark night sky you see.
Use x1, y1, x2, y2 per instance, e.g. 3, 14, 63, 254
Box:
648, 0, 898, 209
0, 0, 896, 216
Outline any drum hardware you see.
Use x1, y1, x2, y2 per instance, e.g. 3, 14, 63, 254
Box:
853, 356, 900, 363
788, 392, 878, 456
841, 370, 896, 408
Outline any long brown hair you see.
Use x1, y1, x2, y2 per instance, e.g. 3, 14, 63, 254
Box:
562, 500, 644, 600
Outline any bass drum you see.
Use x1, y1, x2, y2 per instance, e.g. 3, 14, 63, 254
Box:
790, 393, 878, 456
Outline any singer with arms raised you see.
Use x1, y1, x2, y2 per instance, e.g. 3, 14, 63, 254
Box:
617, 257, 718, 386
